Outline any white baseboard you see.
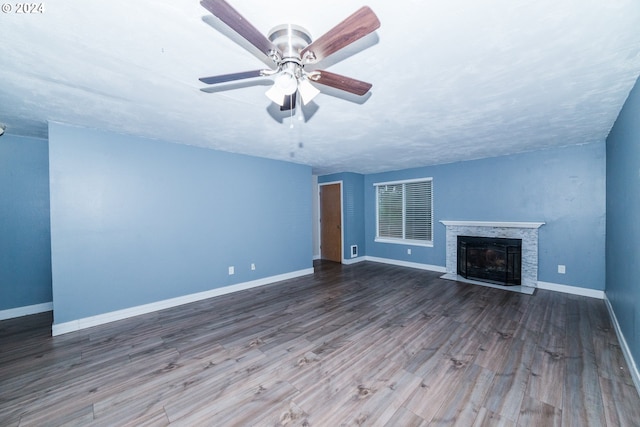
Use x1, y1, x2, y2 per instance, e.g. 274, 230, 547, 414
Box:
537, 281, 605, 299
52, 268, 314, 336
363, 256, 447, 273
0, 302, 53, 321
342, 257, 367, 265
604, 295, 640, 396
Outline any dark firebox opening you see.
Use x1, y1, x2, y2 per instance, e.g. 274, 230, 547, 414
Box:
457, 236, 522, 286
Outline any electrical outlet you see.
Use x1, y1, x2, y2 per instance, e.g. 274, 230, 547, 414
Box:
228, 266, 234, 275
558, 265, 566, 274
251, 263, 256, 271
407, 248, 411, 255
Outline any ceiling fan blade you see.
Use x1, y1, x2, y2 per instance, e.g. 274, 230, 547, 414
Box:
200, 0, 279, 59
199, 69, 265, 85
300, 6, 380, 64
311, 70, 372, 96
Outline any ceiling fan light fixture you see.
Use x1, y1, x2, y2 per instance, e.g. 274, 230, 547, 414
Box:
298, 78, 320, 105
266, 68, 299, 106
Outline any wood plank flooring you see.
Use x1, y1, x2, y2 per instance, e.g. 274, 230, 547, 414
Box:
1, 261, 639, 426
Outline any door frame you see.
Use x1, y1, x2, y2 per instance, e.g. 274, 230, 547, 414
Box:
318, 180, 344, 263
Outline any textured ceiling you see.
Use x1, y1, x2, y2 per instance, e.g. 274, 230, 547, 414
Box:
1, 0, 640, 174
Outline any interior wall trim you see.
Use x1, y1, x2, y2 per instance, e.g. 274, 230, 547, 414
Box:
537, 281, 605, 299
51, 268, 314, 336
604, 295, 640, 396
0, 301, 53, 321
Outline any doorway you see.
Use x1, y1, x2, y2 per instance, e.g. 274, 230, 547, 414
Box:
319, 182, 342, 263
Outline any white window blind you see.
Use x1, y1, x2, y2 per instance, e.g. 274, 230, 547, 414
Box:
378, 184, 403, 239
375, 179, 433, 244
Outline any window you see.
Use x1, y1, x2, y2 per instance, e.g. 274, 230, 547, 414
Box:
375, 178, 433, 246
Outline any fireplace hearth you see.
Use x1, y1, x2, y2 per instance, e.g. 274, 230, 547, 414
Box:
457, 235, 522, 286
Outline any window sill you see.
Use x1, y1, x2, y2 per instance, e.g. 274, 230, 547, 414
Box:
375, 238, 434, 248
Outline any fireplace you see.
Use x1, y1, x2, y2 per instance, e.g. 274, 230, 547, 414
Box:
457, 235, 522, 286
440, 221, 544, 291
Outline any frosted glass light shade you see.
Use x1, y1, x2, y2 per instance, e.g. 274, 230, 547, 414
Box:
298, 79, 320, 105
275, 72, 297, 95
265, 84, 286, 106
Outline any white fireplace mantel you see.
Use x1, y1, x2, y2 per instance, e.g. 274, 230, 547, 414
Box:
441, 220, 545, 289
440, 220, 545, 229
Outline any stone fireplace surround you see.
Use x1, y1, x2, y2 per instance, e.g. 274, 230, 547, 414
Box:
440, 221, 545, 293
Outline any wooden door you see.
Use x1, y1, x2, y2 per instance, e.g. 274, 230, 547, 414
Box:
320, 183, 342, 262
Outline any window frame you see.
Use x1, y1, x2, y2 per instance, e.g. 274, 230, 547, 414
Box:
374, 177, 434, 247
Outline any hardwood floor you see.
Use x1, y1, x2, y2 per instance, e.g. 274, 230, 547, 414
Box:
1, 261, 639, 426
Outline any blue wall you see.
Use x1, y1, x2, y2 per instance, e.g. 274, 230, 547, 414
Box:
0, 135, 52, 311
49, 122, 312, 324
355, 142, 606, 289
318, 173, 365, 261
606, 76, 640, 370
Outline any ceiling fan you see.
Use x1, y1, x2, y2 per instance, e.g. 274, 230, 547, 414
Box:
198, 0, 380, 111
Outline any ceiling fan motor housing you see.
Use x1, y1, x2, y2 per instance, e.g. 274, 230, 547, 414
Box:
267, 24, 313, 67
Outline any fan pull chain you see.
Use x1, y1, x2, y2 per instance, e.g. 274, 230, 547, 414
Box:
289, 101, 295, 129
